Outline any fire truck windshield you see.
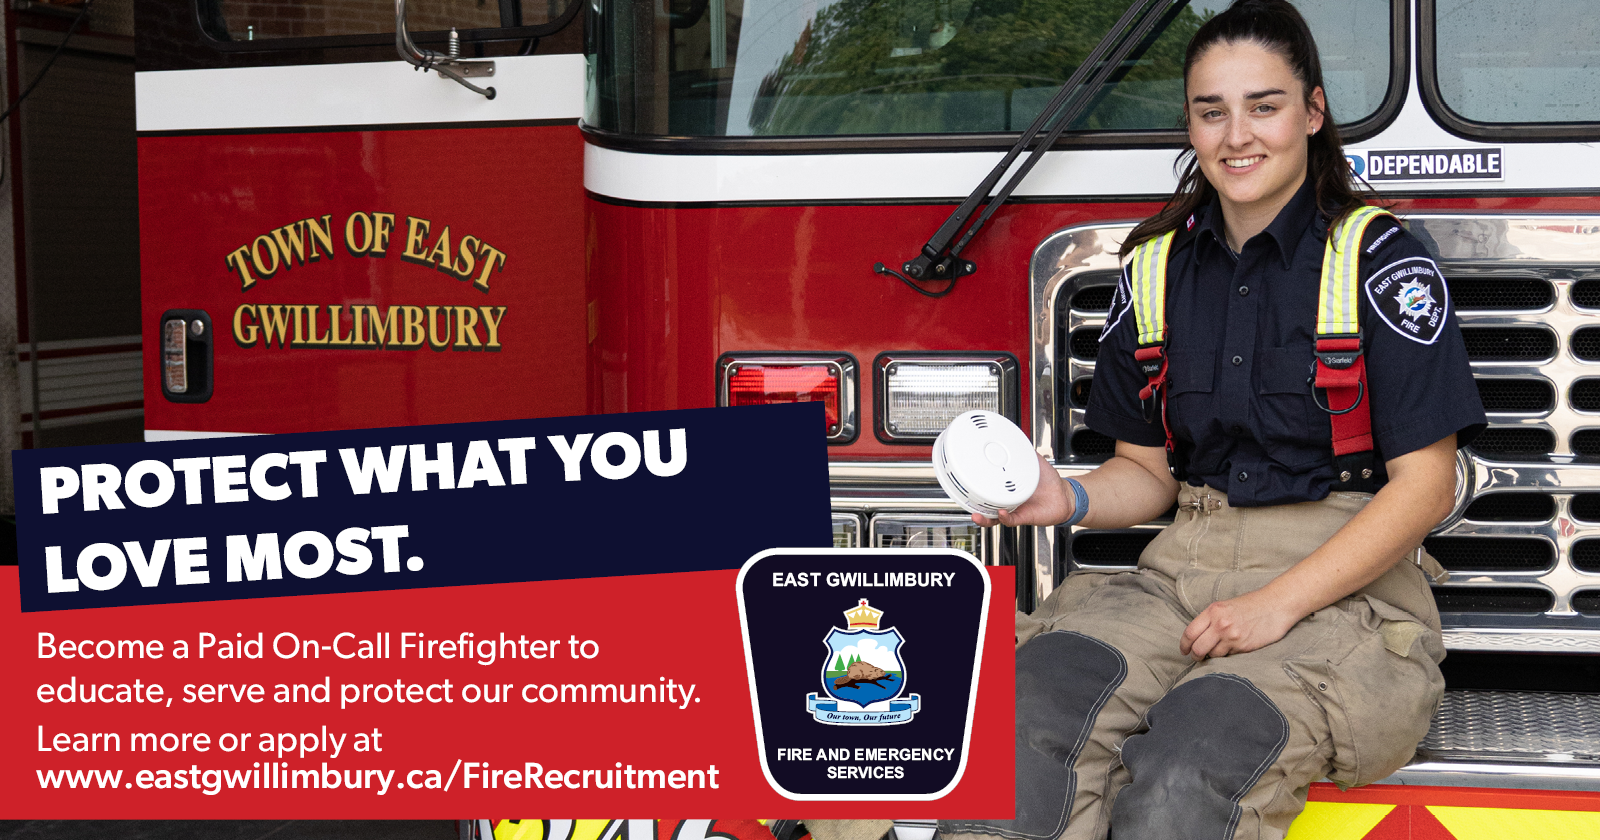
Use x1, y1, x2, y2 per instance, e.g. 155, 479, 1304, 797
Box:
589, 0, 1394, 139
1434, 0, 1600, 124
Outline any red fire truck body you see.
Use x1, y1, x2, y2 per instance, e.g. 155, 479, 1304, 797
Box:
136, 0, 1600, 830
138, 58, 589, 433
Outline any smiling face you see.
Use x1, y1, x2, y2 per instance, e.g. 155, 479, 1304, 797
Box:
1186, 39, 1325, 240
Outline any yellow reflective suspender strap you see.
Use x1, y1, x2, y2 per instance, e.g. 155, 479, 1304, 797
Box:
1125, 230, 1179, 468
1316, 205, 1392, 338
1314, 205, 1396, 471
1129, 231, 1176, 347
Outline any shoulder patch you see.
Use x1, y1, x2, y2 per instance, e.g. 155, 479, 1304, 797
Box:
1099, 268, 1134, 341
1365, 256, 1449, 344
1364, 219, 1403, 255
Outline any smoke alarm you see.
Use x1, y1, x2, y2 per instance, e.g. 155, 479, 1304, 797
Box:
932, 410, 1041, 518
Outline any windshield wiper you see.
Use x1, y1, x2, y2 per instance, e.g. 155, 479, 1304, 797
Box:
875, 0, 1187, 297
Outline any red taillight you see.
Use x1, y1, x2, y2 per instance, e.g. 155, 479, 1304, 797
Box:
718, 354, 858, 443
727, 364, 841, 434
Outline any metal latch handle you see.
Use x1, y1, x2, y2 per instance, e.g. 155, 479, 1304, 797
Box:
395, 0, 497, 99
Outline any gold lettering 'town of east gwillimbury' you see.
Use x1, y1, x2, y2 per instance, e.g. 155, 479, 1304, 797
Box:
223, 212, 511, 352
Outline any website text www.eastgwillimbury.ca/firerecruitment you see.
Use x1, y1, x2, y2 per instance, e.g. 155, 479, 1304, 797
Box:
35, 758, 720, 796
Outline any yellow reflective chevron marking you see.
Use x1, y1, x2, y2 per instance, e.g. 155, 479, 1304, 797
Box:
497, 820, 621, 840
496, 820, 779, 840
1283, 801, 1396, 840
1428, 805, 1600, 839
496, 820, 549, 840
1129, 231, 1175, 346
1317, 206, 1391, 336
575, 820, 620, 840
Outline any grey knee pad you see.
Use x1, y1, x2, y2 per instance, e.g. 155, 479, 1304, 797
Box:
942, 631, 1126, 840
1110, 673, 1287, 840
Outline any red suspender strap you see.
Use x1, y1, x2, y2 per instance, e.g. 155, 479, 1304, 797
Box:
1314, 337, 1373, 456
1134, 346, 1174, 454
1316, 206, 1392, 475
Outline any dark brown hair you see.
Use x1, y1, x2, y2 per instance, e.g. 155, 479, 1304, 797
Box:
1120, 0, 1374, 257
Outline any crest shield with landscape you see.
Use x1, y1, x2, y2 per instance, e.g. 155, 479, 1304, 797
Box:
822, 602, 906, 708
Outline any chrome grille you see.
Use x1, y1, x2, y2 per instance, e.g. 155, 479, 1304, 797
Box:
1066, 529, 1158, 570
1461, 326, 1556, 361
1470, 427, 1556, 457
1069, 429, 1115, 461
1574, 327, 1600, 361
1573, 430, 1600, 457
1424, 536, 1555, 572
1571, 378, 1600, 411
1431, 587, 1554, 614
1476, 378, 1554, 412
1572, 279, 1600, 309
1068, 377, 1093, 408
1068, 327, 1101, 360
1572, 494, 1600, 522
1451, 277, 1554, 310
1572, 539, 1600, 573
1070, 286, 1115, 312
1462, 492, 1555, 522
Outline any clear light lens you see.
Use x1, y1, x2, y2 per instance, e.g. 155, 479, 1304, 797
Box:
886, 363, 1001, 436
872, 515, 985, 556
727, 364, 841, 434
162, 318, 188, 394
832, 514, 861, 548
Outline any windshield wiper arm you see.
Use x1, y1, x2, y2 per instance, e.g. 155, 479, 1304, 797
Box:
875, 0, 1186, 297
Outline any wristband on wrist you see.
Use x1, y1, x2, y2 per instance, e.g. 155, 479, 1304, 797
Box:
1063, 476, 1090, 527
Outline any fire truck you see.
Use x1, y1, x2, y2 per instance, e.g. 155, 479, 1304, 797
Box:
135, 0, 1600, 833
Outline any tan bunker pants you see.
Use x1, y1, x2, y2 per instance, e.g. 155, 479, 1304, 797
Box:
943, 486, 1446, 840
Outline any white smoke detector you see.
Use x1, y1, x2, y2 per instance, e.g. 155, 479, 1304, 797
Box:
932, 410, 1041, 518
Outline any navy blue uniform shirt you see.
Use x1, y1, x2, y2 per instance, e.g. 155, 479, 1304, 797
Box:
1087, 179, 1486, 506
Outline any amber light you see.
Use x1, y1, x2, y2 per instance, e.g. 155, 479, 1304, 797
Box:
727, 364, 841, 434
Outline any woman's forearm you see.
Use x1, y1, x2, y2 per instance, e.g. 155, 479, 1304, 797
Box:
988, 441, 1179, 529
1075, 445, 1184, 529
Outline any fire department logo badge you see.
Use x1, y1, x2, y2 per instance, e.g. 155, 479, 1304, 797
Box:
1365, 256, 1449, 345
806, 599, 920, 725
738, 548, 989, 798
1394, 280, 1436, 322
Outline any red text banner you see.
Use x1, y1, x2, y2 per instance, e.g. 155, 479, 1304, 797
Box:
2, 566, 1013, 817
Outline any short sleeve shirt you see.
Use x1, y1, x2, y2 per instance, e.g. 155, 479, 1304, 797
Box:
1087, 179, 1486, 507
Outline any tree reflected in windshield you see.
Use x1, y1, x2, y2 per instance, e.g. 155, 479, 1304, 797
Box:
735, 0, 1204, 136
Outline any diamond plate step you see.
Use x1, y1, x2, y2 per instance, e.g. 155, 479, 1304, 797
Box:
1422, 690, 1600, 760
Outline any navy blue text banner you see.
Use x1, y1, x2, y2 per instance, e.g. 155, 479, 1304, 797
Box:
14, 404, 830, 611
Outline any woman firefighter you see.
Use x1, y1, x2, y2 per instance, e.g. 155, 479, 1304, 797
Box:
944, 1, 1485, 838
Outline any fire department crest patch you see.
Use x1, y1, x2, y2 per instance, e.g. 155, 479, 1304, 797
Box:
1365, 256, 1449, 345
737, 548, 990, 798
807, 599, 921, 725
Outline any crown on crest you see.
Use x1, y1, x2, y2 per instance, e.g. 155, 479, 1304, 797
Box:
845, 599, 883, 629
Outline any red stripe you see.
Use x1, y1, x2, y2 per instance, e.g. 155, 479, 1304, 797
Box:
1309, 782, 1600, 811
